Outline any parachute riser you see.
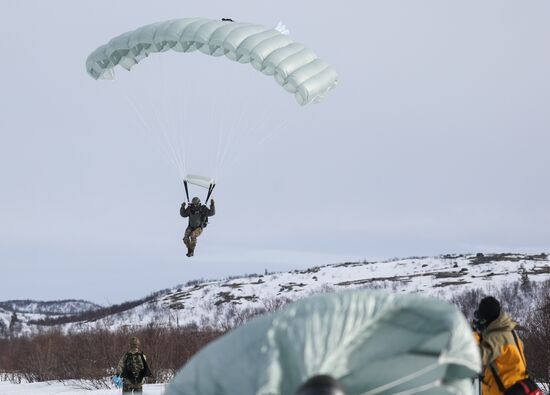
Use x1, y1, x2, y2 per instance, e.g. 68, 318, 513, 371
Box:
205, 184, 216, 205
183, 178, 215, 204
183, 180, 190, 203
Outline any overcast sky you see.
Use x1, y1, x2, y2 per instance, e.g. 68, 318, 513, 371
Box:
1, 1, 549, 304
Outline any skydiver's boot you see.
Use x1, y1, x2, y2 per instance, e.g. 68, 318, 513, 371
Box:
183, 237, 190, 256
186, 247, 193, 257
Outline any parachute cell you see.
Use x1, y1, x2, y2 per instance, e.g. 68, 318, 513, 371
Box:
85, 18, 338, 105
164, 290, 481, 395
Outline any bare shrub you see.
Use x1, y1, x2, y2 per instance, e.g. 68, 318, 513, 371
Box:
0, 326, 223, 383
522, 280, 550, 390
450, 288, 484, 319
262, 297, 291, 313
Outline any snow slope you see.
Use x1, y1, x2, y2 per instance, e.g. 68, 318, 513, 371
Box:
3, 253, 549, 335
0, 381, 164, 395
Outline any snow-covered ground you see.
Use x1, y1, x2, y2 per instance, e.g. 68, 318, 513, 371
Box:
88, 252, 550, 330
0, 381, 165, 395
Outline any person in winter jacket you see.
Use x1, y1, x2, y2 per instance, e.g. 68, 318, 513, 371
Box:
474, 296, 528, 395
115, 337, 152, 393
180, 197, 215, 257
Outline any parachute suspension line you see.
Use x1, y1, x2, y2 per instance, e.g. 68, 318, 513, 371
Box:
257, 119, 289, 147
217, 98, 249, 173
216, 98, 239, 172
212, 98, 230, 180
213, 109, 225, 182
214, 102, 235, 180
214, 95, 234, 181
215, 99, 256, 181
119, 88, 184, 177
216, 107, 259, 179
223, 118, 289, 176
219, 106, 281, 179
121, 61, 185, 179
163, 55, 188, 178
145, 56, 186, 179
181, 84, 192, 173
209, 98, 222, 179
359, 361, 441, 395
387, 381, 440, 395
155, 56, 187, 178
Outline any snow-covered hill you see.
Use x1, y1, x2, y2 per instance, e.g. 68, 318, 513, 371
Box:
0, 300, 101, 337
3, 253, 549, 336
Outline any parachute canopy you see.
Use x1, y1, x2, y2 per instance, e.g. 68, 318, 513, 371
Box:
164, 290, 481, 395
86, 17, 338, 105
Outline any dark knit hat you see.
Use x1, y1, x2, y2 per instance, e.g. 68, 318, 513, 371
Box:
476, 296, 501, 324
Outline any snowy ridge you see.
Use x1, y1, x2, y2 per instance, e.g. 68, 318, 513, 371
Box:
3, 253, 549, 336
0, 299, 101, 315
0, 300, 101, 337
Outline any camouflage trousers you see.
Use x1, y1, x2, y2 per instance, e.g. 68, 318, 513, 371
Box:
122, 381, 142, 393
183, 226, 203, 250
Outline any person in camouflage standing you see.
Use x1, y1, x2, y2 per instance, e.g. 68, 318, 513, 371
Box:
180, 197, 215, 257
115, 336, 152, 393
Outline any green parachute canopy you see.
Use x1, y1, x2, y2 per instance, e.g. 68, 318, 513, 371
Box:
164, 290, 481, 395
86, 18, 338, 105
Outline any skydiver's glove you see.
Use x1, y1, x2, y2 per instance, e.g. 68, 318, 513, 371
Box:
182, 202, 186, 208
210, 199, 215, 205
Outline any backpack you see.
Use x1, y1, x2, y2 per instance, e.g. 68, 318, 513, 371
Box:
122, 352, 152, 384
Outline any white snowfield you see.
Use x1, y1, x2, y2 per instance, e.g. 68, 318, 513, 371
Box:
0, 381, 165, 395
4, 253, 549, 335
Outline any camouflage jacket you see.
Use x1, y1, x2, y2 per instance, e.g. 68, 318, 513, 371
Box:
180, 202, 215, 229
117, 349, 149, 383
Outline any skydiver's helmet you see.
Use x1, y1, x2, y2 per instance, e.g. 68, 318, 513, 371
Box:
191, 197, 201, 207
473, 296, 501, 330
129, 336, 140, 350
295, 375, 346, 395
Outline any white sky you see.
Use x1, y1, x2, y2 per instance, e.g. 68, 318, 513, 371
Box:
1, 1, 549, 304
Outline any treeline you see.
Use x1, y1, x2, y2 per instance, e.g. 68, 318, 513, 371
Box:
0, 326, 223, 385
27, 295, 159, 326
0, 299, 100, 316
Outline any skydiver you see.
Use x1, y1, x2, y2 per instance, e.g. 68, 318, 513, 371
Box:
180, 197, 215, 257
221, 18, 234, 22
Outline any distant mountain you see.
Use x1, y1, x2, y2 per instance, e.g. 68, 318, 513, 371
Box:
2, 253, 549, 337
0, 299, 101, 315
0, 299, 102, 338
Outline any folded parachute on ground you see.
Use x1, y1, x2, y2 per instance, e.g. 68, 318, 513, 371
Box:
86, 17, 338, 105
164, 289, 481, 395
